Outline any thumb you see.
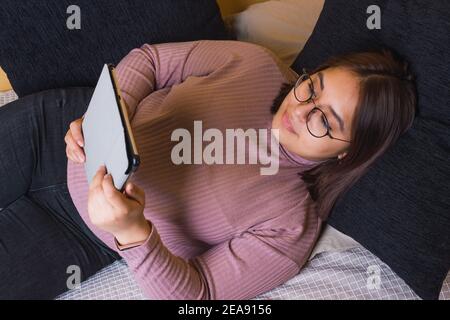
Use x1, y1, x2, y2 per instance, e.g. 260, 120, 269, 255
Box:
124, 182, 145, 206
102, 174, 127, 211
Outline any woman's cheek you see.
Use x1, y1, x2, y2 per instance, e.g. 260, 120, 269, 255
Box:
298, 136, 320, 158
291, 135, 307, 154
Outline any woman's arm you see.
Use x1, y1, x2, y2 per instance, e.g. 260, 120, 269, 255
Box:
114, 40, 274, 121
117, 222, 302, 300
84, 161, 304, 299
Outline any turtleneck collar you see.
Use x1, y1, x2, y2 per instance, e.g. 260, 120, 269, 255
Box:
278, 142, 325, 169
264, 119, 326, 170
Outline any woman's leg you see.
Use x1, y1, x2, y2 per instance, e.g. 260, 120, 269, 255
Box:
0, 88, 120, 299
0, 187, 118, 299
0, 89, 87, 208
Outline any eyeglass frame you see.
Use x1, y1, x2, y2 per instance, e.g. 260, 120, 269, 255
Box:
293, 68, 351, 143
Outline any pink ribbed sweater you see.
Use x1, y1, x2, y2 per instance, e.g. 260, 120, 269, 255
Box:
67, 40, 324, 300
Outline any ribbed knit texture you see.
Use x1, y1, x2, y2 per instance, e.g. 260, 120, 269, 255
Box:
67, 40, 324, 300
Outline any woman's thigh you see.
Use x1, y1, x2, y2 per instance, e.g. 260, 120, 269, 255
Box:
0, 185, 120, 299
0, 90, 87, 208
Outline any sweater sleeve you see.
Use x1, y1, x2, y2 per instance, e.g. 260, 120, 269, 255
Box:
114, 40, 275, 121
118, 221, 303, 300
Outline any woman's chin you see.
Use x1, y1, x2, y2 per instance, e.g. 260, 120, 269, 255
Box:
280, 127, 298, 142
277, 133, 295, 150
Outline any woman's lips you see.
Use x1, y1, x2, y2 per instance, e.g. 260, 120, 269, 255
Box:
282, 111, 296, 135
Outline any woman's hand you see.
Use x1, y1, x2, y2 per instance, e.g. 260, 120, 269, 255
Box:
65, 117, 85, 163
87, 165, 151, 245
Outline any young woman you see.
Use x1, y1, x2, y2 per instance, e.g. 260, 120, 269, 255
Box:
0, 40, 416, 299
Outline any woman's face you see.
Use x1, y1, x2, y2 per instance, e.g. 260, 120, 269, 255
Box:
272, 67, 360, 161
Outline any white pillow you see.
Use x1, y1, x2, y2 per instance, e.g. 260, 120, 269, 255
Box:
0, 90, 18, 108
308, 224, 361, 261
228, 0, 325, 66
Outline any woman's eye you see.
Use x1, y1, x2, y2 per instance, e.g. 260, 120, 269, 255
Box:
308, 84, 315, 97
321, 115, 329, 129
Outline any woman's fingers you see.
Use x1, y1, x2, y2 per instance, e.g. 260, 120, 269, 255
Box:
70, 119, 84, 147
102, 173, 128, 212
124, 182, 145, 206
90, 165, 107, 191
65, 144, 76, 163
65, 130, 85, 163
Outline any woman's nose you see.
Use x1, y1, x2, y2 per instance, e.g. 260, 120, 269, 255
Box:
292, 103, 312, 124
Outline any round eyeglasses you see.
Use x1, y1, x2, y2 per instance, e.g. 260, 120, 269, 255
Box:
293, 69, 351, 143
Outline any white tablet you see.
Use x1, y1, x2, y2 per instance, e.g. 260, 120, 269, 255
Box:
82, 64, 140, 192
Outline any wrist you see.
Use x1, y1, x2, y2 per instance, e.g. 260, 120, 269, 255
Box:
114, 220, 152, 246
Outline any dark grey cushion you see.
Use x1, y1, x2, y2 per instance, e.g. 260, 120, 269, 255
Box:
0, 0, 231, 97
291, 0, 450, 300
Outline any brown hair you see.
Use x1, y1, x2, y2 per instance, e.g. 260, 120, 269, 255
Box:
272, 49, 417, 220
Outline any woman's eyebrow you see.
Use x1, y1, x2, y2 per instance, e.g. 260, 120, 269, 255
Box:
327, 104, 345, 132
318, 72, 345, 131
318, 72, 325, 90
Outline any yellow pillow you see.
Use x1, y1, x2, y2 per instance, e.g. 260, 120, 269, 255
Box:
0, 67, 12, 92
217, 0, 267, 16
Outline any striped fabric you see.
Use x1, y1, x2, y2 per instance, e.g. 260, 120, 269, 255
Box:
66, 40, 325, 299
